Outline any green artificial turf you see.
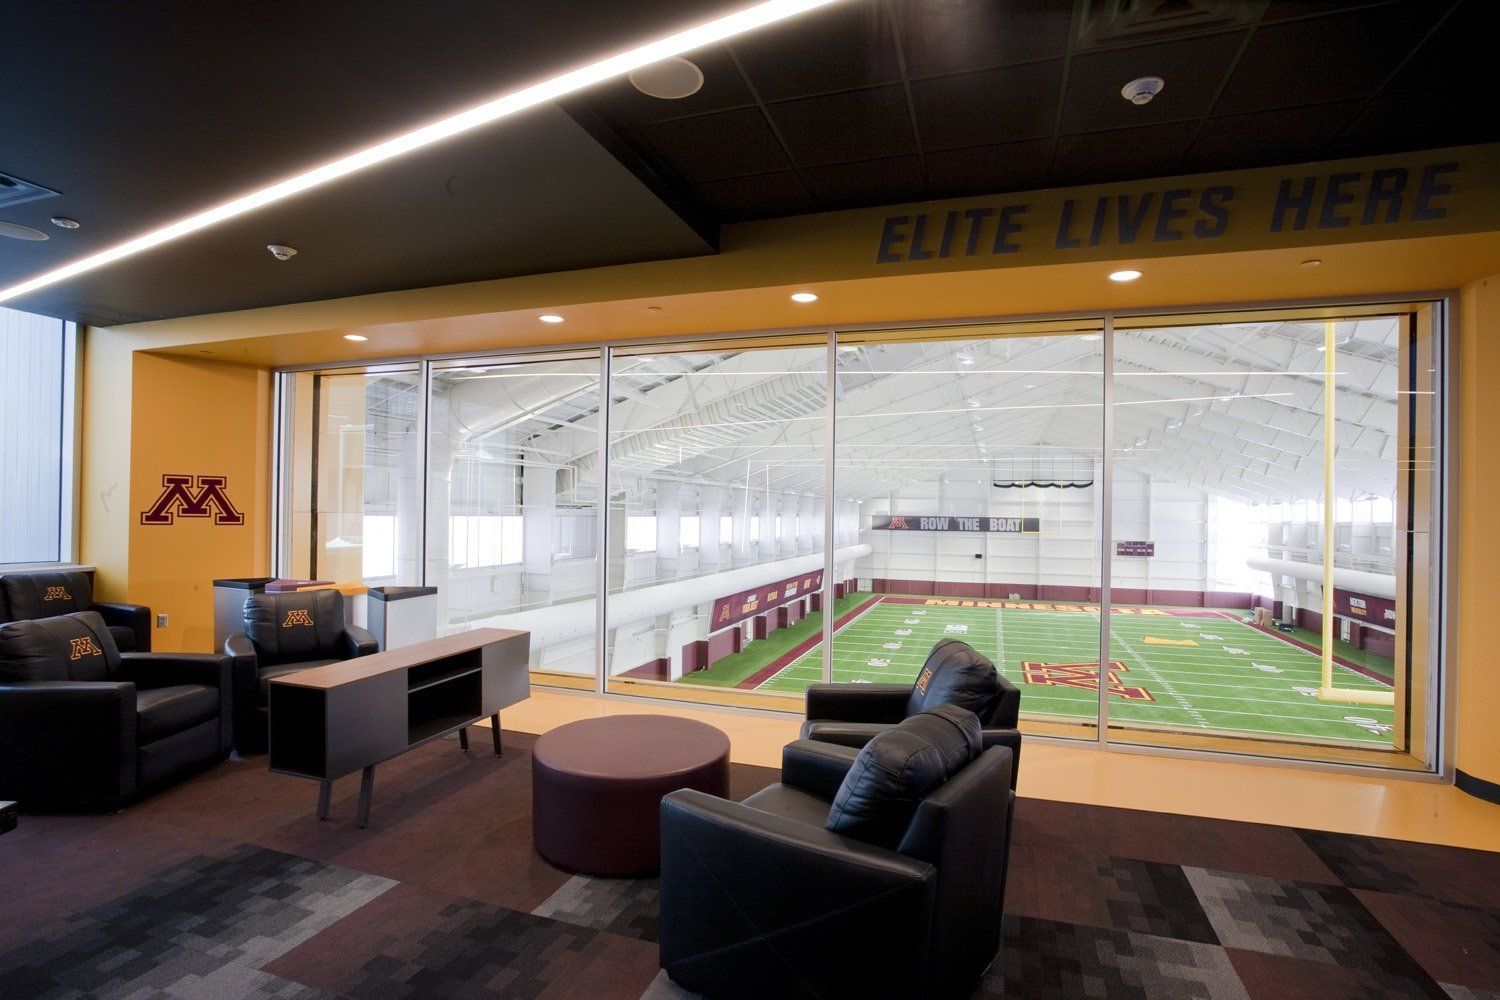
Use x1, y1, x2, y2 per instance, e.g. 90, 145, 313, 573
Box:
675, 591, 874, 688
689, 595, 1399, 746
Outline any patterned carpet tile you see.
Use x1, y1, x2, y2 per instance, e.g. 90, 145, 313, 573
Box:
1299, 828, 1500, 909
1184, 866, 1446, 996
1228, 947, 1455, 1000
532, 874, 662, 943
264, 881, 659, 1000
981, 915, 1250, 999
0, 844, 394, 1000
1016, 800, 1341, 886
1356, 888, 1500, 993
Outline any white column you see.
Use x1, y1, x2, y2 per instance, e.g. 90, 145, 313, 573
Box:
522, 458, 555, 606
698, 486, 724, 571
656, 480, 681, 580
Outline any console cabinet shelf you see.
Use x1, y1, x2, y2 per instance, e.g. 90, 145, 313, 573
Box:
268, 628, 529, 825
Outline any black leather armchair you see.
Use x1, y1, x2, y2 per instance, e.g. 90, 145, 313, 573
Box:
0, 570, 152, 651
802, 638, 1022, 784
661, 736, 1015, 1000
225, 589, 376, 754
0, 611, 231, 811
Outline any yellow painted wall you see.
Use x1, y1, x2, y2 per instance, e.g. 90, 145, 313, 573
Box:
1456, 272, 1500, 789
124, 354, 271, 651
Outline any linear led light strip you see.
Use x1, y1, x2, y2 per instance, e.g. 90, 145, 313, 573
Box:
0, 0, 848, 306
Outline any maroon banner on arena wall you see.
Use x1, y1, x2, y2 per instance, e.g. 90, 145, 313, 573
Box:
1333, 588, 1397, 626
710, 570, 823, 632
872, 515, 1040, 532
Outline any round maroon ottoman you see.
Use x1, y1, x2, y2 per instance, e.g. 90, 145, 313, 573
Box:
532, 715, 730, 877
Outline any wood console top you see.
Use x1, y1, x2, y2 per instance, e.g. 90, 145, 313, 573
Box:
273, 628, 527, 689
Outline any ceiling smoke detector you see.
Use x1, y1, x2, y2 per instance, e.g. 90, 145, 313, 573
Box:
628, 57, 705, 100
1121, 76, 1164, 105
267, 244, 297, 261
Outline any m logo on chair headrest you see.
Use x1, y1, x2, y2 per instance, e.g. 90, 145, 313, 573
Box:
44, 586, 71, 601
282, 609, 315, 627
915, 666, 933, 694
69, 636, 103, 660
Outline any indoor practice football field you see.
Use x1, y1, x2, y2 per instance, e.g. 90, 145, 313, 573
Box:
683, 593, 1397, 746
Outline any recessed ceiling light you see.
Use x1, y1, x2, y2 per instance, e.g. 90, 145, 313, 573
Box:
1081, 333, 1102, 342
49, 216, 81, 230
0, 221, 48, 242
628, 57, 705, 99
1109, 269, 1142, 282
539, 314, 565, 324
1301, 258, 1322, 268
267, 243, 297, 261
790, 291, 819, 303
0, 0, 845, 306
967, 398, 981, 407
344, 334, 368, 342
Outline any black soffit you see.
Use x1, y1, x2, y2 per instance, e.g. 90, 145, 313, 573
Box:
2, 0, 1496, 324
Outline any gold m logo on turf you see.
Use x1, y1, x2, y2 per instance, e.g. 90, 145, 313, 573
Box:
43, 586, 71, 601
282, 610, 314, 627
140, 474, 245, 526
68, 636, 102, 660
1020, 660, 1155, 702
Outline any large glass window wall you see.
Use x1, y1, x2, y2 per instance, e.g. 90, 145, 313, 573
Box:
274, 300, 1447, 771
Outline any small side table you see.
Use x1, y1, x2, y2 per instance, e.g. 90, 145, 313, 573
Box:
0, 801, 17, 836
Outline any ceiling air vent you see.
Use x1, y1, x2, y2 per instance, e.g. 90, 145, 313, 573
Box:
0, 171, 60, 210
1078, 0, 1260, 50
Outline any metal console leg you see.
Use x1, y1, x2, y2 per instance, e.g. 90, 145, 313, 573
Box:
458, 726, 469, 751
317, 780, 332, 821
491, 714, 502, 756
355, 765, 376, 829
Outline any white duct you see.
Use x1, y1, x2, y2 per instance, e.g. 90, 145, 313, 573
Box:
473, 543, 871, 651
1246, 558, 1395, 599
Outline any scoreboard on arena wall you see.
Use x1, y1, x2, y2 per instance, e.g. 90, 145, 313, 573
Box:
872, 515, 1040, 532
1115, 540, 1156, 557
710, 570, 823, 631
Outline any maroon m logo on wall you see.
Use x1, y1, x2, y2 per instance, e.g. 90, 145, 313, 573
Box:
140, 474, 245, 526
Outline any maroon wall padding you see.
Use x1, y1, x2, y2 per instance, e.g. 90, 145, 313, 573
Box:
1037, 584, 1091, 602
984, 582, 1039, 600
620, 657, 671, 680
1148, 589, 1205, 607
835, 582, 848, 598
935, 581, 984, 598
705, 627, 740, 667
1364, 632, 1396, 657
797, 598, 808, 617
777, 602, 805, 629
681, 641, 706, 672
753, 613, 773, 639
1110, 587, 1149, 605
810, 592, 823, 613
1297, 608, 1324, 632
1205, 591, 1252, 609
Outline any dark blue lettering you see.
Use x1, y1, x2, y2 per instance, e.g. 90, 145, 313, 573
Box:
962, 207, 993, 255
1088, 196, 1108, 247
1155, 188, 1191, 242
1193, 185, 1233, 238
1317, 172, 1361, 229
994, 204, 1026, 254
1270, 177, 1316, 233
1117, 192, 1155, 244
876, 216, 909, 263
937, 210, 960, 258
1412, 162, 1457, 221
1054, 199, 1081, 249
909, 213, 935, 261
1361, 168, 1408, 224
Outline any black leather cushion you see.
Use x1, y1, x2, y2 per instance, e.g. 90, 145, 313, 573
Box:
0, 611, 121, 683
258, 660, 337, 698
825, 707, 979, 849
136, 684, 219, 744
243, 591, 346, 666
0, 571, 93, 621
107, 625, 139, 653
905, 639, 1001, 720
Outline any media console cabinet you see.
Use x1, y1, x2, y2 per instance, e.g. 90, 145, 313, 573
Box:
267, 628, 530, 827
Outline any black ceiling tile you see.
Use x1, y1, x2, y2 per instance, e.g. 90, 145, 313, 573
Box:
768, 85, 917, 168
1060, 31, 1248, 134
729, 2, 903, 102
1214, 2, 1447, 115
911, 60, 1065, 151
622, 107, 791, 183
1179, 101, 1364, 173
1324, 87, 1500, 158
1050, 122, 1199, 188
1383, 1, 1491, 94
692, 171, 816, 222
581, 45, 754, 129
801, 156, 927, 212
923, 139, 1056, 199
894, 0, 1073, 78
